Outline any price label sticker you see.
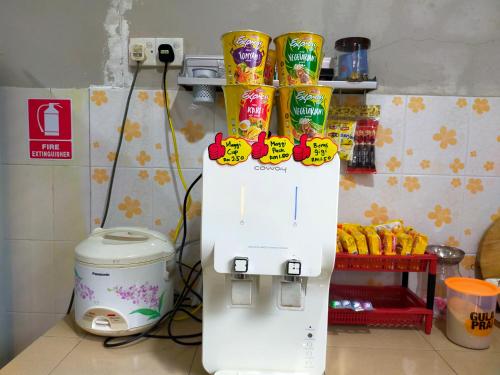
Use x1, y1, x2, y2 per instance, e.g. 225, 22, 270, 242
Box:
259, 136, 294, 165
216, 137, 252, 165
301, 138, 338, 166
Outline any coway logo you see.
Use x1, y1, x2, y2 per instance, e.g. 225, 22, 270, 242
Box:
254, 165, 287, 173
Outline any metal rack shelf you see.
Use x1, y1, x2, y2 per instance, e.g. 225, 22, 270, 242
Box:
177, 76, 377, 94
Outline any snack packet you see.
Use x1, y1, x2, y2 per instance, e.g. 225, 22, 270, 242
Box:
409, 232, 428, 255
396, 231, 413, 255
330, 300, 342, 309
345, 105, 380, 174
338, 229, 358, 254
326, 114, 357, 161
376, 220, 404, 234
363, 226, 382, 255
343, 226, 368, 255
362, 301, 374, 311
341, 300, 353, 309
378, 229, 396, 255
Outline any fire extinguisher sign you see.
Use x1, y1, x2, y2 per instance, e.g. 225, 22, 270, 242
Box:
28, 99, 72, 159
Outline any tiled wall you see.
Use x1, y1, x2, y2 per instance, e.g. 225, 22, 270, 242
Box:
0, 87, 90, 357
1, 86, 499, 357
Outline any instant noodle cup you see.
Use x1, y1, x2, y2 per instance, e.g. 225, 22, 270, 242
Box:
278, 85, 332, 144
274, 32, 324, 86
223, 84, 275, 142
264, 49, 276, 85
221, 30, 271, 84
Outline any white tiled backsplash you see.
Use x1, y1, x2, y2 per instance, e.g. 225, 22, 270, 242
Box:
1, 86, 499, 355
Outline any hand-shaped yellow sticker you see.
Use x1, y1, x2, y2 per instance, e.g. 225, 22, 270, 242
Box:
216, 137, 252, 166
301, 138, 338, 166
259, 136, 294, 164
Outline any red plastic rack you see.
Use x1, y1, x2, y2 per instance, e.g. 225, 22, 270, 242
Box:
329, 253, 437, 334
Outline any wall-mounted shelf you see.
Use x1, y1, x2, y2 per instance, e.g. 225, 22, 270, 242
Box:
177, 76, 377, 94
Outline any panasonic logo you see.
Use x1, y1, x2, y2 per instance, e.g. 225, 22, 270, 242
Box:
92, 272, 110, 277
253, 165, 287, 173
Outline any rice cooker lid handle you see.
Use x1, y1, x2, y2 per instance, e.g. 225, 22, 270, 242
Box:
91, 227, 167, 243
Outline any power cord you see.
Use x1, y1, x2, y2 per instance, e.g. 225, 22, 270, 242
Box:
66, 61, 141, 316
103, 173, 203, 348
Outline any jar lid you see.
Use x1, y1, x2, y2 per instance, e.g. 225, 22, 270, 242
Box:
335, 37, 371, 52
445, 277, 500, 297
75, 227, 174, 266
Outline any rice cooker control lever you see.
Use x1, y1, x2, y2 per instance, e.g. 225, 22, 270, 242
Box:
233, 257, 249, 274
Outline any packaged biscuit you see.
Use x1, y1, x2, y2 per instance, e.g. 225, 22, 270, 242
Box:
396, 231, 413, 255
363, 226, 382, 255
338, 229, 358, 254
326, 118, 357, 161
343, 226, 368, 255
411, 232, 428, 255
378, 229, 396, 255
336, 236, 343, 253
376, 220, 404, 234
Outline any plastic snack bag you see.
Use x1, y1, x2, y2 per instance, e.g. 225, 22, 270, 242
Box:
396, 231, 413, 255
330, 300, 342, 309
326, 109, 357, 161
338, 229, 358, 254
341, 300, 353, 309
346, 105, 380, 174
363, 226, 382, 255
343, 226, 368, 255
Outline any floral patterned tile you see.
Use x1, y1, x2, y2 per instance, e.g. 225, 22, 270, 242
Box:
90, 88, 214, 169
152, 168, 203, 244
397, 175, 465, 246
90, 167, 152, 230
366, 94, 406, 174
403, 96, 469, 175
337, 173, 404, 225
151, 90, 215, 169
465, 97, 500, 176
458, 177, 500, 254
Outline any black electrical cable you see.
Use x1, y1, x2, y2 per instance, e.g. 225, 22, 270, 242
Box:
65, 62, 141, 316
103, 174, 203, 348
101, 61, 141, 228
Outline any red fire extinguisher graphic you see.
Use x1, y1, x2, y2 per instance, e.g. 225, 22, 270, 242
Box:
37, 102, 62, 136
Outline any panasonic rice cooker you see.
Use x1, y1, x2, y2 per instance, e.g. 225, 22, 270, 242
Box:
74, 227, 175, 336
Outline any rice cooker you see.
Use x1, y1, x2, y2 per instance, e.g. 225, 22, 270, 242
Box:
74, 227, 175, 336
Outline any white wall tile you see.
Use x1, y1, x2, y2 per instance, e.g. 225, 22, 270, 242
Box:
366, 94, 406, 174
152, 168, 203, 244
459, 177, 500, 253
0, 87, 51, 165
53, 241, 76, 315
53, 166, 90, 241
50, 88, 90, 166
0, 87, 89, 166
4, 165, 53, 240
403, 96, 469, 175
398, 175, 465, 245
465, 97, 500, 176
338, 174, 404, 225
4, 240, 54, 313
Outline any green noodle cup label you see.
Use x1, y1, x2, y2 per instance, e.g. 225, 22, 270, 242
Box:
278, 85, 333, 144
275, 32, 324, 86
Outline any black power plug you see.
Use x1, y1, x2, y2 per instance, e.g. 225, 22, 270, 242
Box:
158, 44, 175, 64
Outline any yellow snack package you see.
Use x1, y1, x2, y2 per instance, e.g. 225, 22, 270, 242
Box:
411, 233, 428, 255
336, 235, 343, 253
326, 119, 357, 161
376, 220, 404, 233
363, 226, 382, 255
378, 229, 396, 255
343, 227, 368, 255
396, 232, 413, 255
338, 229, 358, 254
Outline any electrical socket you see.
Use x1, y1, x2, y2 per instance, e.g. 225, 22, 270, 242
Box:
129, 38, 156, 66
128, 37, 184, 67
156, 38, 183, 67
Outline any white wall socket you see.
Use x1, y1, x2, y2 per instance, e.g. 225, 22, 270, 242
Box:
128, 37, 184, 67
